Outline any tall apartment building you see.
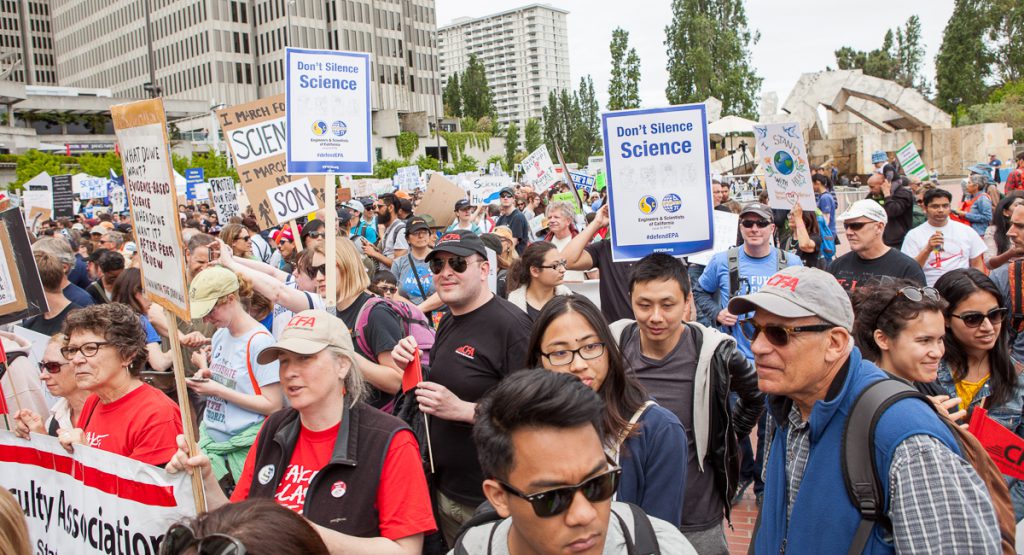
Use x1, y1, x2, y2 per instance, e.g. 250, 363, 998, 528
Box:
437, 4, 569, 139
47, 0, 440, 125
0, 0, 57, 85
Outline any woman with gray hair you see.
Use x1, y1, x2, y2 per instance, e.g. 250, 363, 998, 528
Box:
166, 309, 436, 555
542, 200, 586, 281
952, 173, 994, 236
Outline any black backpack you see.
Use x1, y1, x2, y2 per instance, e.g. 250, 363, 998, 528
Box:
451, 502, 660, 555
727, 246, 787, 296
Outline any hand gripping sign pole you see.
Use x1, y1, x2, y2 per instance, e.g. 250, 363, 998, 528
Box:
112, 98, 206, 511
325, 173, 337, 314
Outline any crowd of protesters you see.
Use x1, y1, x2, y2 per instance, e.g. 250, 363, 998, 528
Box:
2, 151, 1024, 554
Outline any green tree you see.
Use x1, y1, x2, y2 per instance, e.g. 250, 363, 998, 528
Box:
461, 55, 495, 120
573, 76, 602, 164
664, 0, 762, 118
396, 131, 419, 161
77, 152, 123, 177
188, 151, 239, 181
834, 17, 929, 95
935, 0, 994, 114
542, 79, 602, 166
373, 159, 403, 179
524, 118, 543, 153
608, 28, 642, 110
442, 73, 462, 117
453, 154, 479, 173
13, 150, 65, 189
504, 120, 520, 171
414, 154, 441, 172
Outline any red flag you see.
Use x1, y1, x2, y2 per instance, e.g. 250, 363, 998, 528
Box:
0, 339, 9, 415
968, 406, 1024, 480
402, 349, 423, 394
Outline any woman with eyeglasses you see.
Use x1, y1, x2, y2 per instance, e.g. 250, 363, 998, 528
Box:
161, 499, 328, 555
934, 268, 1024, 518
12, 334, 90, 438
220, 223, 254, 259
525, 295, 688, 526
507, 241, 573, 320
850, 282, 965, 421
41, 303, 181, 464
187, 265, 283, 490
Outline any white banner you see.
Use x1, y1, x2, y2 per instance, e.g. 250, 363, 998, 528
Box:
285, 48, 373, 175
752, 122, 816, 211
266, 177, 320, 225
79, 178, 109, 200
0, 431, 196, 555
394, 165, 423, 191
687, 211, 740, 266
896, 141, 929, 181
209, 177, 241, 221
521, 146, 559, 192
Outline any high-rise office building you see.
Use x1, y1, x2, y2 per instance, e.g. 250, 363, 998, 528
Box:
0, 0, 57, 85
437, 4, 569, 139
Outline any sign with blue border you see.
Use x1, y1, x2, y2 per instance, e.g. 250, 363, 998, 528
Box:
601, 103, 713, 262
285, 48, 373, 175
570, 172, 595, 196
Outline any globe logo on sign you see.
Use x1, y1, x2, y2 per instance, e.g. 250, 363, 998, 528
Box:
773, 151, 795, 175
311, 120, 328, 136
638, 195, 658, 214
331, 120, 348, 137
662, 193, 682, 213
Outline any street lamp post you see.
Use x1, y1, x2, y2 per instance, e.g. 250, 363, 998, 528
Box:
143, 0, 161, 98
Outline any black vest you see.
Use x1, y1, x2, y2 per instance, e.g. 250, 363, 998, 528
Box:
246, 401, 409, 537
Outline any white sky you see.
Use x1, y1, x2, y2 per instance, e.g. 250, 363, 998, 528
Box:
436, 1, 955, 113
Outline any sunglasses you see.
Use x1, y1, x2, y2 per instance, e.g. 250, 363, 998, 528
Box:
39, 361, 65, 374
499, 466, 621, 518
740, 320, 835, 347
311, 264, 327, 277
160, 523, 246, 555
237, 235, 251, 242
740, 219, 771, 229
844, 221, 875, 231
429, 255, 476, 274
305, 231, 324, 239
951, 307, 1008, 328
377, 285, 397, 294
500, 193, 514, 199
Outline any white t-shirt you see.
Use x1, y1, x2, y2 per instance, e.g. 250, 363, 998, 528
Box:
270, 274, 325, 337
204, 327, 280, 441
901, 220, 987, 286
549, 234, 586, 282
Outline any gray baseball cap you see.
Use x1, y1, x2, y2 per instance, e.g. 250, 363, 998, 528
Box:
739, 202, 773, 221
728, 266, 854, 330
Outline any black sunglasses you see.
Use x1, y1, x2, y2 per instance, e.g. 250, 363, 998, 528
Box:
740, 219, 771, 229
500, 193, 514, 199
305, 231, 324, 239
311, 264, 327, 277
740, 320, 835, 347
844, 221, 875, 231
429, 255, 475, 274
160, 523, 246, 555
38, 361, 65, 374
499, 466, 621, 518
952, 307, 1008, 328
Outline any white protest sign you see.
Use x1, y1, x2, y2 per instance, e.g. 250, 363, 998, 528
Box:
687, 211, 740, 266
570, 171, 596, 196
465, 175, 512, 205
112, 98, 191, 321
285, 48, 373, 175
192, 181, 210, 202
896, 141, 929, 181
394, 165, 423, 191
109, 182, 127, 212
79, 178, 109, 199
0, 431, 195, 555
267, 177, 321, 224
22, 171, 51, 220
752, 122, 816, 211
601, 104, 714, 261
521, 146, 559, 192
209, 177, 241, 221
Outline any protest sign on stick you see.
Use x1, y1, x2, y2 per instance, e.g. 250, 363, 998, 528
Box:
601, 103, 714, 261
209, 177, 241, 221
112, 98, 204, 510
0, 208, 45, 326
896, 141, 930, 182
521, 145, 559, 192
752, 122, 816, 211
22, 171, 52, 221
418, 174, 468, 229
0, 431, 196, 554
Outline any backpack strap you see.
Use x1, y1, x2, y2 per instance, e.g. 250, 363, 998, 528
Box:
613, 400, 656, 457
611, 503, 660, 555
245, 331, 272, 396
776, 246, 786, 271
842, 379, 928, 555
727, 246, 740, 297
407, 252, 429, 300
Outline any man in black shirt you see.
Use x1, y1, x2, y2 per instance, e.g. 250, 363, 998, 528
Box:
495, 187, 530, 254
828, 199, 925, 291
391, 229, 531, 545
563, 204, 637, 321
865, 171, 914, 248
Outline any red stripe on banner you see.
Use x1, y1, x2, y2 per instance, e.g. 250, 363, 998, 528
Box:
0, 444, 178, 507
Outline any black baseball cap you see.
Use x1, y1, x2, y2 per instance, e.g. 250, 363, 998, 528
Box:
425, 229, 488, 261
406, 217, 431, 236
454, 199, 474, 211
499, 187, 515, 197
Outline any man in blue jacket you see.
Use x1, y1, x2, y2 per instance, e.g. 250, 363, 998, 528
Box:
731, 266, 1000, 553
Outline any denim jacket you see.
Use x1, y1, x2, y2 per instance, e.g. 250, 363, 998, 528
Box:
936, 357, 1024, 435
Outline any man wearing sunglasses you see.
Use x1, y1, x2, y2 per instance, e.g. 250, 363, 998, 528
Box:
731, 266, 1001, 553
828, 199, 925, 291
457, 369, 695, 554
391, 229, 532, 544
496, 187, 531, 255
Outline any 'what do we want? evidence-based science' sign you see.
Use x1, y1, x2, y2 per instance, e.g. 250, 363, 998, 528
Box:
602, 104, 713, 262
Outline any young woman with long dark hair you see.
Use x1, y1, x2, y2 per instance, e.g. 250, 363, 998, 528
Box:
507, 241, 572, 320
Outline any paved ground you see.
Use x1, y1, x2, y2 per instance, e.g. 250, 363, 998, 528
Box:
725, 486, 759, 554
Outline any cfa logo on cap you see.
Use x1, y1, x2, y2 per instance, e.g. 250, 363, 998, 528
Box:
287, 315, 318, 328
439, 233, 461, 243
331, 481, 347, 498
257, 464, 276, 485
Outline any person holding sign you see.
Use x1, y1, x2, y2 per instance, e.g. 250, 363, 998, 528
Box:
166, 309, 436, 555
187, 266, 284, 488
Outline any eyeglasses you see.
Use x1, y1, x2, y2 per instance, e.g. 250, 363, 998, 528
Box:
538, 259, 568, 271
844, 221, 874, 231
541, 342, 605, 366
500, 193, 514, 199
951, 307, 1008, 328
429, 255, 477, 274
305, 231, 324, 239
311, 264, 327, 277
39, 361, 66, 374
740, 219, 771, 229
740, 320, 835, 347
60, 342, 111, 359
237, 235, 251, 242
377, 285, 397, 295
499, 466, 621, 518
160, 523, 247, 555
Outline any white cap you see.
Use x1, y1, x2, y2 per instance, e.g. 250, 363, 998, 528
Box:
837, 199, 887, 224
343, 200, 364, 214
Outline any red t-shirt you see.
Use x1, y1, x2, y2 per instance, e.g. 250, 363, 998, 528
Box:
233, 422, 436, 540
77, 383, 183, 466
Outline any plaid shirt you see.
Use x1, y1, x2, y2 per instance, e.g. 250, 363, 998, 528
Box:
1007, 169, 1024, 193
778, 404, 1000, 553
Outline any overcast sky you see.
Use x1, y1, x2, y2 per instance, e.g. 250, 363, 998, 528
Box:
436, 1, 955, 113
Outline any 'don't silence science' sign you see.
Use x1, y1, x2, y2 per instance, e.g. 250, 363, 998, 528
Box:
602, 103, 713, 262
